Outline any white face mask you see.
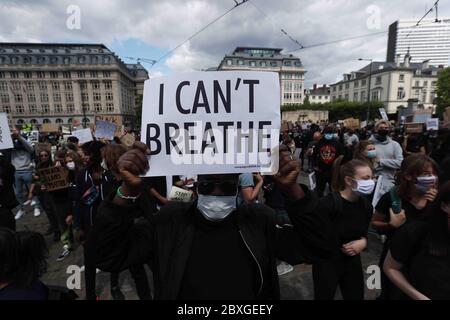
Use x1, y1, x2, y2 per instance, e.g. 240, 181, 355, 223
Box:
66, 161, 75, 171
197, 194, 237, 221
352, 179, 375, 195
101, 159, 108, 171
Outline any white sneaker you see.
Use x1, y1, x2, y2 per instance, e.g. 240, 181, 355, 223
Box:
30, 200, 37, 206
80, 265, 85, 272
15, 209, 25, 220
33, 207, 41, 217
23, 200, 32, 206
96, 268, 101, 274
277, 261, 294, 276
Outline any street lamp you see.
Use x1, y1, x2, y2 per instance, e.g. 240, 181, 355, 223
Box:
358, 58, 373, 122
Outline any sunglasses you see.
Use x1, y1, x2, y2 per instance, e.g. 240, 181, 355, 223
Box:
196, 180, 238, 195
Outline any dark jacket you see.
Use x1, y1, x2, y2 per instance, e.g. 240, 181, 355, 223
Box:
90, 185, 332, 300
0, 159, 18, 210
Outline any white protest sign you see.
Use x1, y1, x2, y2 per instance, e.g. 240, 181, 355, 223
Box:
95, 120, 117, 140
360, 121, 367, 128
379, 108, 388, 120
426, 118, 439, 131
140, 71, 280, 177
168, 186, 194, 202
0, 113, 13, 150
72, 128, 93, 145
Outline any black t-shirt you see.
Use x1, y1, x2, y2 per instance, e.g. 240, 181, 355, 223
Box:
0, 281, 48, 300
313, 139, 344, 172
375, 192, 429, 238
178, 210, 256, 300
320, 193, 373, 254
390, 222, 450, 300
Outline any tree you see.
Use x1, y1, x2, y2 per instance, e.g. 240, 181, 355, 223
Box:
435, 67, 450, 118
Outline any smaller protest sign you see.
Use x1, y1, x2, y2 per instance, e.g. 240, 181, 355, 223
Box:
72, 128, 93, 144
41, 123, 59, 133
413, 110, 432, 123
61, 125, 71, 135
95, 120, 117, 140
39, 166, 70, 192
405, 123, 424, 134
343, 118, 360, 130
360, 121, 367, 128
379, 108, 389, 120
0, 113, 13, 150
28, 130, 39, 143
426, 118, 439, 131
120, 133, 136, 147
168, 186, 194, 202
35, 142, 51, 156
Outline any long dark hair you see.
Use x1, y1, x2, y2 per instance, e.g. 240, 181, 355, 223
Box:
15, 231, 48, 287
425, 182, 450, 257
0, 228, 18, 285
331, 155, 371, 192
397, 154, 440, 200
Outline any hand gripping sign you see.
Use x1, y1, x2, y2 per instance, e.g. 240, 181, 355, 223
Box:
140, 71, 280, 177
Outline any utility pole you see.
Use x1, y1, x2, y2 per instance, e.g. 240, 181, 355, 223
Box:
359, 58, 373, 121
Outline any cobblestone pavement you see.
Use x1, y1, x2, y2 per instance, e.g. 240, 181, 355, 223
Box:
16, 204, 382, 300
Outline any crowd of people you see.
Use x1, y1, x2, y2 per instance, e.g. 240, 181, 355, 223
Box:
0, 118, 449, 300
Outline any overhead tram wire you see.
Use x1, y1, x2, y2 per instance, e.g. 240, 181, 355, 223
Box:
150, 0, 250, 69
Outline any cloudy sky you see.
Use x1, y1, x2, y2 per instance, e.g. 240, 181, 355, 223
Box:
1, 0, 449, 87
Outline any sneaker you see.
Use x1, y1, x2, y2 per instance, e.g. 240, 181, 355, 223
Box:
79, 265, 85, 272
96, 268, 101, 274
33, 207, 41, 217
277, 261, 294, 276
30, 200, 37, 206
23, 200, 32, 206
56, 246, 72, 261
111, 286, 125, 300
14, 209, 25, 220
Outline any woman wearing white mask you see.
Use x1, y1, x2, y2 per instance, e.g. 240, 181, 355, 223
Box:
311, 156, 375, 300
372, 154, 439, 300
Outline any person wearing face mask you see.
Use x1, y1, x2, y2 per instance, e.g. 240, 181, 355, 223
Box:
306, 156, 374, 300
312, 126, 345, 197
383, 181, 450, 300
354, 140, 379, 172
369, 120, 404, 194
88, 142, 333, 300
372, 154, 439, 300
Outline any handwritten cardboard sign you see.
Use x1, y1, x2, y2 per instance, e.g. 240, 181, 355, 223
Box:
72, 128, 93, 145
41, 123, 59, 133
168, 186, 194, 202
343, 118, 360, 130
120, 133, 136, 147
95, 120, 117, 140
405, 123, 424, 134
38, 166, 70, 192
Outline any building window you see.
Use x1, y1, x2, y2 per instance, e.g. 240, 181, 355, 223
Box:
43, 119, 51, 124
81, 92, 89, 102
422, 90, 427, 103
11, 82, 20, 91
344, 94, 349, 101
361, 79, 367, 86
24, 71, 32, 79
283, 61, 292, 66
40, 93, 49, 102
90, 71, 98, 78
105, 92, 113, 101
375, 76, 382, 85
293, 83, 302, 91
78, 71, 85, 78
103, 71, 111, 78
293, 73, 303, 79
399, 74, 405, 82
423, 81, 428, 87
0, 81, 7, 91
30, 119, 38, 124
2, 105, 11, 113
284, 74, 292, 80
94, 103, 102, 112
332, 86, 337, 92
0, 72, 4, 79
371, 90, 379, 101
79, 81, 87, 90
353, 92, 358, 101
42, 105, 50, 113
415, 80, 420, 87
25, 82, 34, 91
338, 85, 342, 91
106, 103, 114, 112
82, 103, 90, 112
270, 61, 277, 67
283, 93, 292, 100
63, 71, 71, 78
38, 82, 47, 91
250, 61, 256, 67
226, 59, 232, 66
29, 105, 37, 114
93, 92, 101, 101
10, 72, 19, 79
64, 81, 72, 91
67, 104, 75, 113
53, 93, 61, 102
27, 93, 36, 102
237, 60, 243, 65
65, 92, 73, 102
55, 118, 63, 124
51, 82, 60, 90
397, 87, 405, 100
16, 105, 24, 114
37, 71, 45, 79
354, 81, 359, 88
14, 94, 23, 103
260, 61, 266, 67
345, 83, 350, 89
284, 82, 292, 91
104, 80, 112, 90
92, 81, 100, 90
50, 72, 58, 79
0, 94, 9, 103
360, 91, 366, 101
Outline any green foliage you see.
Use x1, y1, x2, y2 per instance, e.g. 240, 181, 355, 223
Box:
435, 67, 450, 118
280, 100, 384, 121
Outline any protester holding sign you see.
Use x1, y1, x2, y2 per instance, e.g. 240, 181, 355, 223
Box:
89, 142, 332, 300
371, 154, 439, 299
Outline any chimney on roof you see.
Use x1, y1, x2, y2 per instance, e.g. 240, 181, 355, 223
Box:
404, 48, 411, 68
323, 84, 326, 88
313, 84, 317, 90
422, 60, 430, 69
395, 54, 401, 67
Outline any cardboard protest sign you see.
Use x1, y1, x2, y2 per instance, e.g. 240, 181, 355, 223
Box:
61, 125, 71, 135
413, 110, 432, 123
426, 118, 439, 131
120, 133, 136, 147
35, 142, 51, 156
140, 71, 280, 177
379, 108, 389, 120
405, 123, 424, 134
360, 121, 367, 128
95, 120, 117, 140
0, 113, 14, 150
38, 166, 70, 192
343, 118, 360, 130
168, 186, 194, 202
72, 128, 93, 144
41, 123, 59, 133
28, 130, 39, 143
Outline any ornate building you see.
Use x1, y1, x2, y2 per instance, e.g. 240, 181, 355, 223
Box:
0, 43, 148, 129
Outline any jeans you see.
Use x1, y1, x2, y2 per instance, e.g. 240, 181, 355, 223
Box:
14, 170, 33, 209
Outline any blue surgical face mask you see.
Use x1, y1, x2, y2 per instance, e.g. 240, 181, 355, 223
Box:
324, 133, 333, 140
415, 175, 437, 193
197, 194, 237, 221
367, 150, 377, 159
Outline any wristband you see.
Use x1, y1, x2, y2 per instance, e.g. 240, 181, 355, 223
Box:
116, 186, 141, 203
